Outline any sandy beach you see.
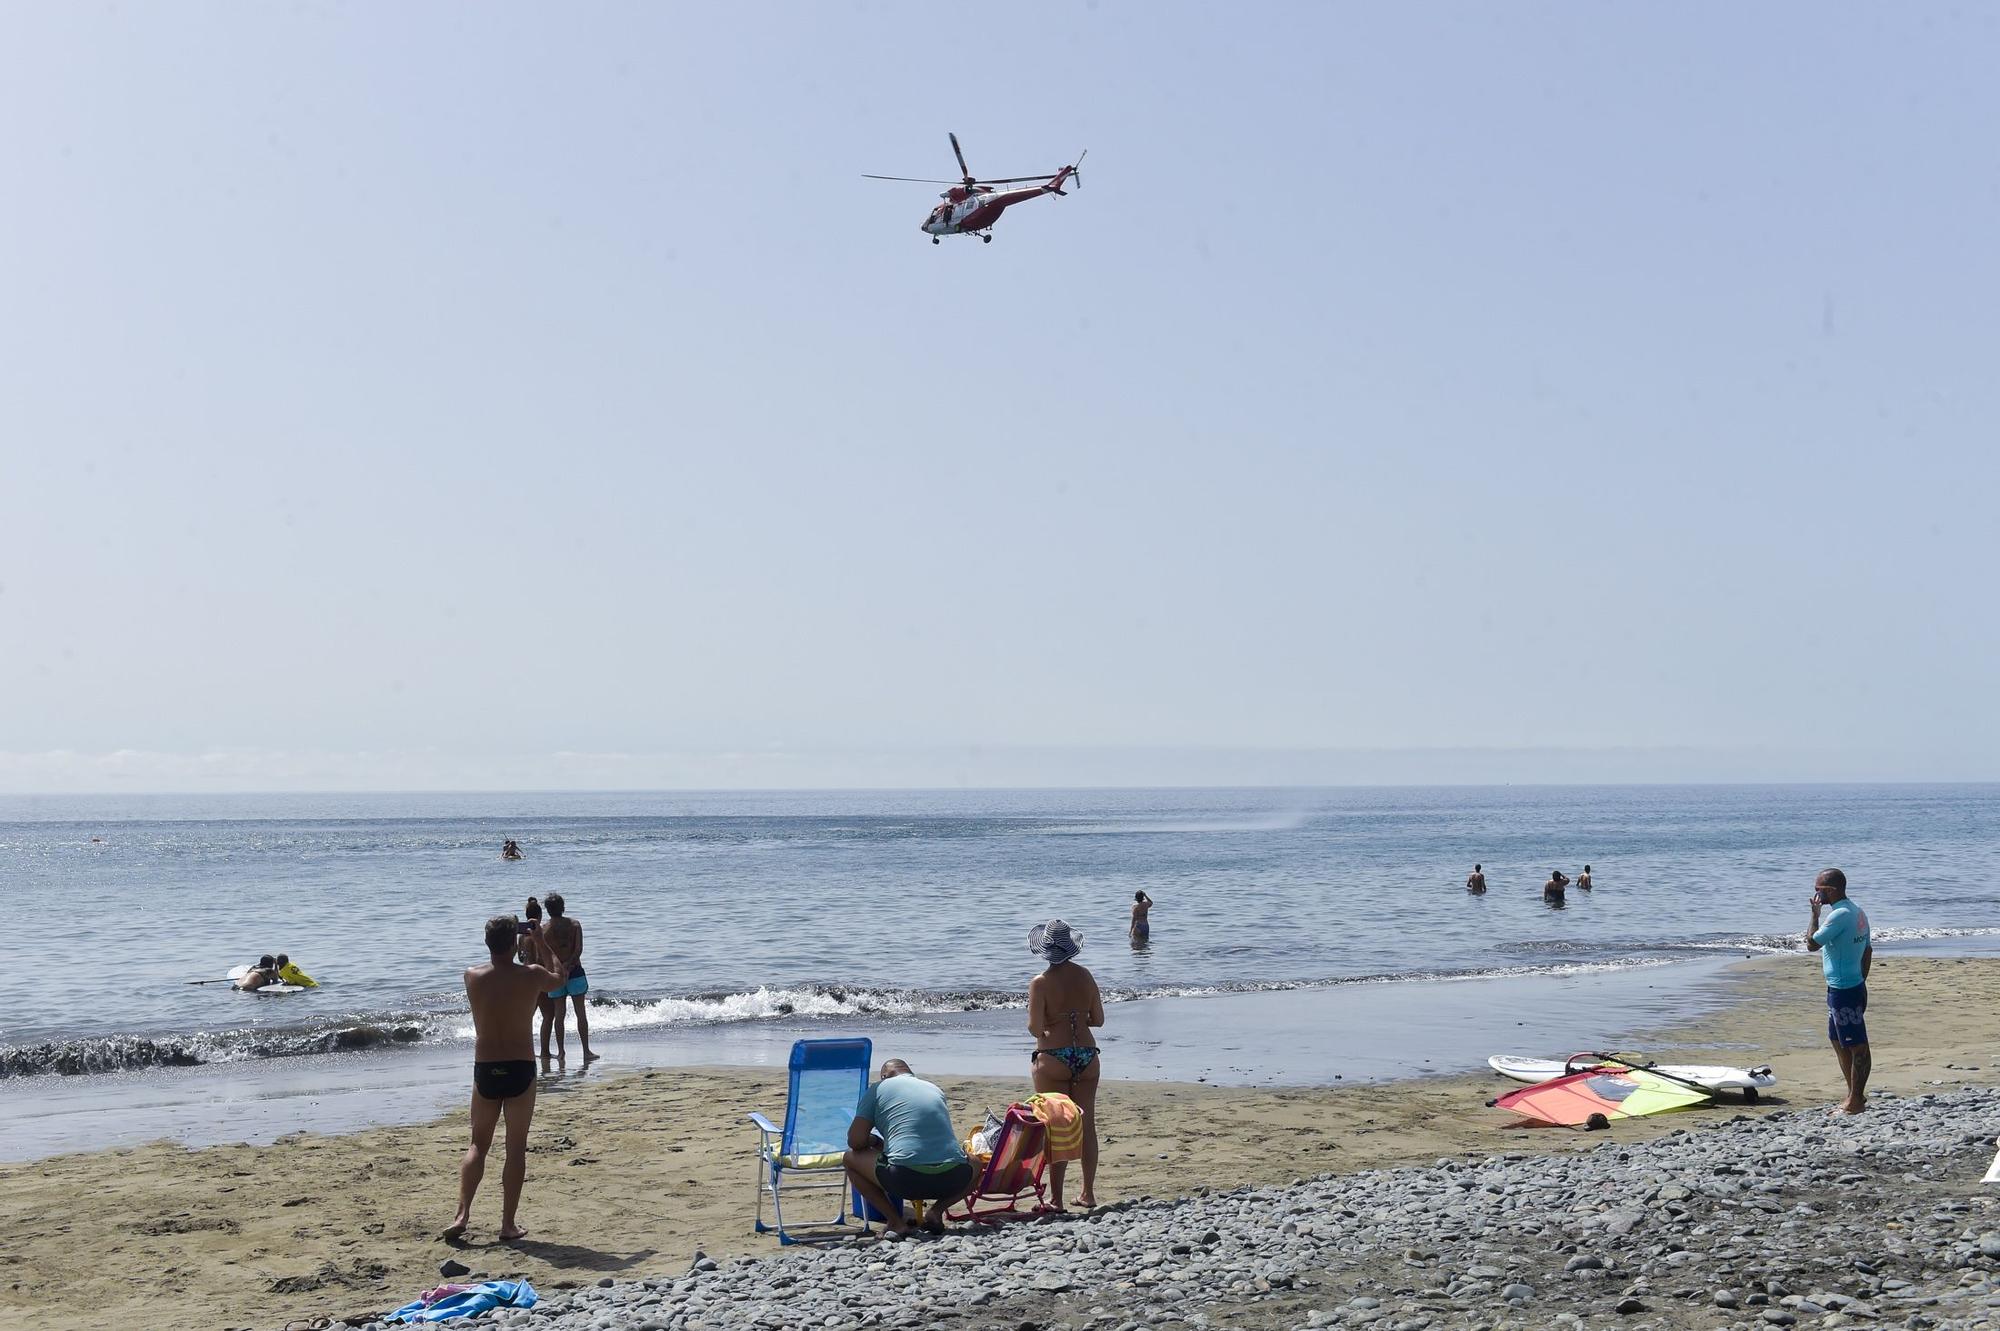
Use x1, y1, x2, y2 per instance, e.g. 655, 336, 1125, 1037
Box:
2, 954, 1995, 1331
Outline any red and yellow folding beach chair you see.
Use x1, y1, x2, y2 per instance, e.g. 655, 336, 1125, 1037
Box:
949, 1104, 1049, 1222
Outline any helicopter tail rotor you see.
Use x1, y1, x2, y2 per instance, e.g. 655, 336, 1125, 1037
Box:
1047, 150, 1087, 197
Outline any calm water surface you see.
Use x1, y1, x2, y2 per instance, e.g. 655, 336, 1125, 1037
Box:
2, 784, 1994, 1076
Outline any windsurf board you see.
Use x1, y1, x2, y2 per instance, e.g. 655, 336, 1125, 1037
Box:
1489, 1054, 1774, 1095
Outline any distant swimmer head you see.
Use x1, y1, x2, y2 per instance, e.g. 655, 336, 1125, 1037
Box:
1029, 919, 1082, 965
484, 915, 519, 955
275, 954, 289, 968
1474, 864, 1481, 872
544, 893, 566, 918
1134, 890, 1150, 903
257, 954, 276, 970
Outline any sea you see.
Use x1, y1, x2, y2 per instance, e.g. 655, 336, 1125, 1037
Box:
3, 783, 1996, 1087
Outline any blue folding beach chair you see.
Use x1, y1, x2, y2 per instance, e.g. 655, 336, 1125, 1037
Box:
750, 1037, 873, 1244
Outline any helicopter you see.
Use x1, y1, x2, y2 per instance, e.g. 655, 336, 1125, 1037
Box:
865, 133, 1085, 244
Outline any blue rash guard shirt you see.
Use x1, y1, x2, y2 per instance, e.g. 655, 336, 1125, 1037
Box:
1812, 897, 1871, 991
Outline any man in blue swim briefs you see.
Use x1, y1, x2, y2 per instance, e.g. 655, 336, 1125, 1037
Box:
843, 1059, 974, 1238
538, 893, 597, 1064
1806, 867, 1873, 1115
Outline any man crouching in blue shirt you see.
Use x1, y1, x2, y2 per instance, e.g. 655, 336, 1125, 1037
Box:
1806, 867, 1873, 1115
844, 1059, 975, 1238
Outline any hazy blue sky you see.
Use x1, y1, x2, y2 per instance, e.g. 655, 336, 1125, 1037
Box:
2, 4, 1995, 791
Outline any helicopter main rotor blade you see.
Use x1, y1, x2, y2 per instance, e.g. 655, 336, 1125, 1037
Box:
861, 174, 963, 183
949, 131, 971, 182
975, 174, 1066, 184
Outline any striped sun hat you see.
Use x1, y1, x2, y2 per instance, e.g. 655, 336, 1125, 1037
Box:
1028, 919, 1083, 964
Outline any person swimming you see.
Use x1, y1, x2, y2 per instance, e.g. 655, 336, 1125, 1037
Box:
1129, 891, 1152, 944
1028, 919, 1104, 1210
1543, 869, 1569, 904
235, 954, 281, 991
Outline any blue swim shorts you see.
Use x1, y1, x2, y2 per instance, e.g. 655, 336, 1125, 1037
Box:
1826, 983, 1868, 1047
547, 965, 588, 1000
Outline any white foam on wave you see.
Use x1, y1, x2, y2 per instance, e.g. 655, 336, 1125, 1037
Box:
1677, 924, 2000, 956
1876, 924, 2000, 941
439, 984, 1009, 1043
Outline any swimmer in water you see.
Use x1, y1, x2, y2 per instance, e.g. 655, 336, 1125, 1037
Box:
235, 954, 281, 991
1129, 890, 1152, 944
1466, 864, 1487, 894
1576, 864, 1593, 890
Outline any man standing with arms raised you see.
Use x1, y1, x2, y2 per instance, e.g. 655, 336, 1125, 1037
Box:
446, 915, 563, 1241
1806, 867, 1873, 1115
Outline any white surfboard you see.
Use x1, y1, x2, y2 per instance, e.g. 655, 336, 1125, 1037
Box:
1489, 1054, 1775, 1096
1984, 1142, 2000, 1185
226, 964, 308, 995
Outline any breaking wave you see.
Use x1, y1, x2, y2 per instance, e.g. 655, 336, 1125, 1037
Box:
0, 1020, 428, 1079
0, 959, 1686, 1080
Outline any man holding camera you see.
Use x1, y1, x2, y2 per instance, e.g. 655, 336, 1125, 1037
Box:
1806, 867, 1873, 1115
446, 914, 563, 1242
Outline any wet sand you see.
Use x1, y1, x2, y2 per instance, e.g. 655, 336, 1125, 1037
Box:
1, 954, 1993, 1331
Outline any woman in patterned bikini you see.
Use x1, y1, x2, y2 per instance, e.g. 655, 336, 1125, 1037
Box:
1027, 919, 1104, 1209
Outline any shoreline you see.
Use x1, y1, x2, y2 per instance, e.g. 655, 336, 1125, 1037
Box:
2, 955, 1996, 1330
0, 952, 1761, 1161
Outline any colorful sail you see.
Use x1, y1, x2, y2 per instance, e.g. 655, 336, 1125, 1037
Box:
1492, 1066, 1712, 1128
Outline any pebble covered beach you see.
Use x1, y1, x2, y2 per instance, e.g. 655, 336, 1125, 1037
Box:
344, 1086, 2000, 1331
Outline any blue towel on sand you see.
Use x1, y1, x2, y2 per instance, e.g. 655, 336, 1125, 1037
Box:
387, 1278, 538, 1323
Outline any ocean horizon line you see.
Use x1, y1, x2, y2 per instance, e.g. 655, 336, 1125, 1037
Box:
1, 742, 1995, 796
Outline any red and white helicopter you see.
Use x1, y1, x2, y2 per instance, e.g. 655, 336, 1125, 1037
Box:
866, 133, 1085, 244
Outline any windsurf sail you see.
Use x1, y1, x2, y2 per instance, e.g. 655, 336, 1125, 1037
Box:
1492, 1066, 1713, 1128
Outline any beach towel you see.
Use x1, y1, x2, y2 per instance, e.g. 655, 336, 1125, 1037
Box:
1025, 1092, 1084, 1164
386, 1278, 538, 1323
415, 1284, 471, 1306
